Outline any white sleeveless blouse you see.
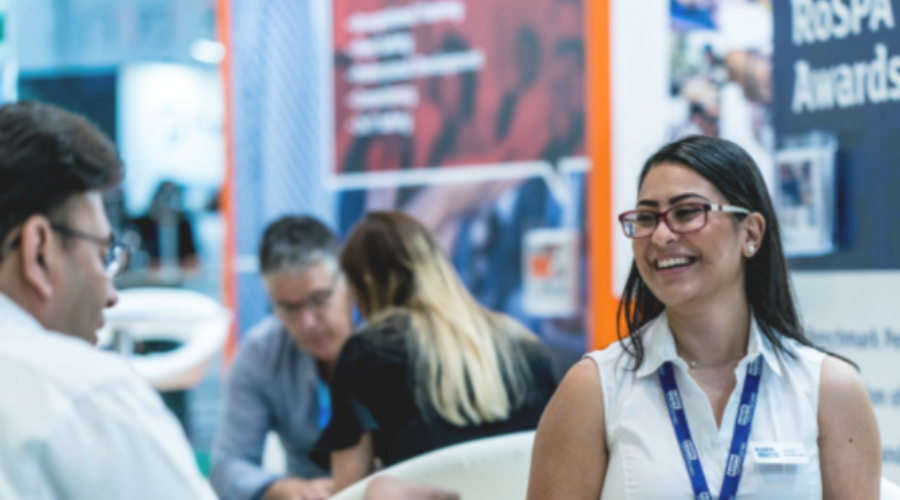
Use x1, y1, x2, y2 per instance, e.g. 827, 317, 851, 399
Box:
586, 312, 825, 500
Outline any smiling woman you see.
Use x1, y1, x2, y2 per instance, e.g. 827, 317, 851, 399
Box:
618, 137, 793, 364
527, 135, 882, 500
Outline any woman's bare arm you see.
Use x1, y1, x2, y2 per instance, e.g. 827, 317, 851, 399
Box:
819, 355, 881, 500
527, 359, 607, 500
364, 476, 459, 500
332, 432, 376, 493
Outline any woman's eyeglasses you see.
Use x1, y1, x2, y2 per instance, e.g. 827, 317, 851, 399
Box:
618, 203, 751, 239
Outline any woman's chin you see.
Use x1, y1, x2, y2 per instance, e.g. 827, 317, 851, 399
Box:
647, 285, 699, 310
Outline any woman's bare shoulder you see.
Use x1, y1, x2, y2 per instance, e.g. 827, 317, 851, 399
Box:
548, 358, 605, 423
818, 355, 881, 499
818, 354, 880, 462
819, 355, 865, 402
527, 359, 608, 500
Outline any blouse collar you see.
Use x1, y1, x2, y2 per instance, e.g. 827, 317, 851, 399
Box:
634, 310, 784, 379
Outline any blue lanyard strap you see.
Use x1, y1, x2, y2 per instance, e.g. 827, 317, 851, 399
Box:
659, 356, 763, 500
317, 378, 331, 430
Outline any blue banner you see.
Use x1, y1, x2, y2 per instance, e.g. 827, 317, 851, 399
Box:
773, 0, 900, 270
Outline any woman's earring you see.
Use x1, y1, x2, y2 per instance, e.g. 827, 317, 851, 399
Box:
748, 244, 756, 254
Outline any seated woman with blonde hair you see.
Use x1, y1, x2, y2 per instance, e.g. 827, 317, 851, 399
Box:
311, 211, 557, 493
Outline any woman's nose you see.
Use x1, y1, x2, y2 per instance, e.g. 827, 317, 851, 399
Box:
650, 216, 680, 246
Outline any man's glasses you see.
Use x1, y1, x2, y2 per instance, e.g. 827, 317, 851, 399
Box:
618, 203, 751, 239
4, 221, 131, 278
49, 223, 131, 278
273, 275, 341, 318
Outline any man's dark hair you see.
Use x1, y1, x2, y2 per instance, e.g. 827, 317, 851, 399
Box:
0, 101, 123, 246
259, 216, 340, 275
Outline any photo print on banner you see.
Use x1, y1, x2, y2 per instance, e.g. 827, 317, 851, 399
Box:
668, 0, 775, 187
331, 0, 588, 190
332, 0, 590, 372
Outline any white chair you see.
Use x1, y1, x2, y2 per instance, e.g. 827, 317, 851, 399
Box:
262, 431, 288, 475
99, 287, 231, 391
330, 431, 535, 500
329, 431, 900, 500
884, 477, 900, 500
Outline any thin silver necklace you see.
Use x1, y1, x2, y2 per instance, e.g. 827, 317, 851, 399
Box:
679, 350, 746, 369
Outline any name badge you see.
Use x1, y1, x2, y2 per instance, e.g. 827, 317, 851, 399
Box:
750, 442, 809, 464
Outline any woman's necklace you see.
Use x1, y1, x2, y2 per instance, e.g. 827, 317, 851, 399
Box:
678, 349, 746, 368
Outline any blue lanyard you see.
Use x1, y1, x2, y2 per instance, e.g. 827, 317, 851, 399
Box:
658, 356, 763, 500
317, 378, 331, 430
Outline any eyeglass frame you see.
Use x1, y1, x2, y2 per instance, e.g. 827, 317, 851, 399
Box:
4, 221, 131, 278
617, 203, 752, 239
272, 273, 343, 319
51, 223, 132, 278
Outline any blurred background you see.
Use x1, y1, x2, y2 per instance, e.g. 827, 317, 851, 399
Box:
11, 0, 900, 483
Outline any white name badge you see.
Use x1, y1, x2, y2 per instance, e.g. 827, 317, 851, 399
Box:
750, 442, 809, 464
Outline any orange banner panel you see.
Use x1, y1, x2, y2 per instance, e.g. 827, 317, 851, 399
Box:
217, 0, 238, 365
585, 0, 618, 351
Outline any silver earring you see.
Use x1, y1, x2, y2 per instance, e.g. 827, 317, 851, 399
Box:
748, 245, 755, 254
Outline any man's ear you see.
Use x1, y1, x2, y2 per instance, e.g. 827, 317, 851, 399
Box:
19, 215, 56, 300
742, 212, 766, 258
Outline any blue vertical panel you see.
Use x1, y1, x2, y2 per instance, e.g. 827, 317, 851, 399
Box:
230, 0, 336, 336
772, 0, 900, 270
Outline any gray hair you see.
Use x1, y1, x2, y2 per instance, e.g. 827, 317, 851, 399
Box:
258, 216, 340, 275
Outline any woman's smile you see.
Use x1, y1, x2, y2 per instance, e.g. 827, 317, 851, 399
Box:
651, 253, 698, 277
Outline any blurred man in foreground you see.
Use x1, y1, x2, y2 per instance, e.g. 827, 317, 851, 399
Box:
211, 216, 353, 500
0, 101, 215, 499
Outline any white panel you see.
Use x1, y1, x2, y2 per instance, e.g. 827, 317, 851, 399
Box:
118, 63, 225, 213
14, 0, 55, 72
17, 0, 215, 72
261, 431, 287, 475
793, 271, 900, 484
314, 0, 335, 202
610, 0, 671, 294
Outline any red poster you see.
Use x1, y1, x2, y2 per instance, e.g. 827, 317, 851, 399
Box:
332, 0, 586, 186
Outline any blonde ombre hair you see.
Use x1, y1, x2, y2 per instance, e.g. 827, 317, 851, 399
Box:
341, 211, 539, 426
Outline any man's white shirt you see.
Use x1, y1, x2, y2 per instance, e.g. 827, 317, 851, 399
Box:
0, 293, 217, 499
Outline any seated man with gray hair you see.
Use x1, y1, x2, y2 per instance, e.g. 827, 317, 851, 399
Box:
212, 216, 353, 500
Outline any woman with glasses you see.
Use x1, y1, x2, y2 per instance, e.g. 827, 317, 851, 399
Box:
311, 211, 558, 493
527, 136, 880, 500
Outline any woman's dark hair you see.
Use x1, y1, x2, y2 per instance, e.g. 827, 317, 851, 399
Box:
618, 135, 818, 368
0, 101, 123, 247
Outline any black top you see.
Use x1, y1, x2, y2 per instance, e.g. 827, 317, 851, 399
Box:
129, 215, 197, 260
311, 312, 558, 469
